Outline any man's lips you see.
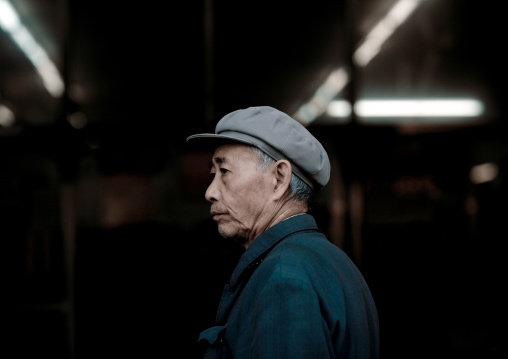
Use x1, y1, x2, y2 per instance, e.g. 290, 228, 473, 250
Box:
210, 211, 227, 220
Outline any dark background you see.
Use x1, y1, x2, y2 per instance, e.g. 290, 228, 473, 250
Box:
1, 0, 506, 358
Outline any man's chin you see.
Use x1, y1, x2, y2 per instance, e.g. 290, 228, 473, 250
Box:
217, 227, 247, 246
217, 227, 234, 240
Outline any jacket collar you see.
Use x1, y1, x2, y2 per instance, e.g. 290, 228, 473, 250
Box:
229, 213, 318, 286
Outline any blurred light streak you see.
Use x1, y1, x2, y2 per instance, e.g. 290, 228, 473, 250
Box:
353, 0, 423, 67
293, 67, 349, 124
0, 104, 15, 127
326, 98, 484, 120
470, 162, 498, 184
294, 0, 425, 125
353, 98, 484, 117
0, 0, 64, 97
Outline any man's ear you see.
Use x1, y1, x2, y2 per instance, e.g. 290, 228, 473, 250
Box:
272, 160, 292, 199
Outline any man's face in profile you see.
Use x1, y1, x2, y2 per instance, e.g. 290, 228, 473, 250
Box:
205, 143, 274, 246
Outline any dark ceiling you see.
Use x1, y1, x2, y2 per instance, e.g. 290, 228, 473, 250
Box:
0, 0, 506, 176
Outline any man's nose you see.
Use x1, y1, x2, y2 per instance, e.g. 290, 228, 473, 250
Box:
205, 178, 218, 203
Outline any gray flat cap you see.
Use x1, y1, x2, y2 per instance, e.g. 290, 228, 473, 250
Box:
186, 106, 330, 190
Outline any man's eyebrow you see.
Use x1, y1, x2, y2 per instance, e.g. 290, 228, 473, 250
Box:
208, 156, 226, 170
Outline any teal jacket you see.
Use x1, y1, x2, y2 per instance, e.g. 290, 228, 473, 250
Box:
199, 214, 379, 358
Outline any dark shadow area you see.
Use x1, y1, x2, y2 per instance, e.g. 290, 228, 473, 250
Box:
74, 220, 243, 358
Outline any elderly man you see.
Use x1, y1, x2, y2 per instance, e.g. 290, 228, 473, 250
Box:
186, 106, 379, 359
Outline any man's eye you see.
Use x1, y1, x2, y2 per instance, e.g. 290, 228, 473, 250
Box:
220, 168, 228, 174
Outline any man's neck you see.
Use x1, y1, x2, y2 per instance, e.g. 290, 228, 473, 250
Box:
243, 203, 308, 249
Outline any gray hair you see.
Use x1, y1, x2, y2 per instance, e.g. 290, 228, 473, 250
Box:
249, 146, 313, 202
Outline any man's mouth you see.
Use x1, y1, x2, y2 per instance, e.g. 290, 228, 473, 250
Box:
210, 211, 227, 220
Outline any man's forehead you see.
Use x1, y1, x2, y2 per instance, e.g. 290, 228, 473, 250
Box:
210, 143, 254, 164
213, 143, 250, 156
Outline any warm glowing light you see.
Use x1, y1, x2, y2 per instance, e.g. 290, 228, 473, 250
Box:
0, 104, 15, 127
470, 162, 498, 184
67, 111, 88, 129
